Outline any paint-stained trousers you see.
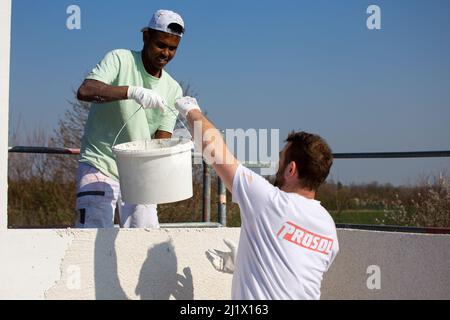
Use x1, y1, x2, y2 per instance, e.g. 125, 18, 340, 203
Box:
74, 163, 159, 228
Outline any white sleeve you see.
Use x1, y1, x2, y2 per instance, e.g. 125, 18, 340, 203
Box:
326, 240, 339, 272
232, 164, 279, 219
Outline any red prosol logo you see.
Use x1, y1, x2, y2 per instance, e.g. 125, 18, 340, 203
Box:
277, 221, 334, 255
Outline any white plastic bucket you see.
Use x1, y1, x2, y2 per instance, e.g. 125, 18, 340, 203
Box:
112, 138, 194, 205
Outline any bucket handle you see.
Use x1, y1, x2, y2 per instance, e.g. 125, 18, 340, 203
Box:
112, 106, 144, 148
112, 103, 192, 149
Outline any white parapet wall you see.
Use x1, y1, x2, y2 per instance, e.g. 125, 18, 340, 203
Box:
0, 227, 449, 300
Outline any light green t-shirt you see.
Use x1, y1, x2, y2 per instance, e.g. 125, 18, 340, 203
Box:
79, 49, 182, 181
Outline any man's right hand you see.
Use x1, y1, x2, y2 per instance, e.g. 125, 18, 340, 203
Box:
127, 86, 166, 112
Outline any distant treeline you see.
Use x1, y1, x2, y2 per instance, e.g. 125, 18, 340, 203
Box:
7, 162, 450, 228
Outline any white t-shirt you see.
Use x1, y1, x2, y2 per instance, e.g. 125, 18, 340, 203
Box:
232, 164, 339, 300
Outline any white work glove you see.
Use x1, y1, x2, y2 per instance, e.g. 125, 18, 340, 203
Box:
127, 86, 166, 112
175, 96, 202, 118
205, 239, 237, 274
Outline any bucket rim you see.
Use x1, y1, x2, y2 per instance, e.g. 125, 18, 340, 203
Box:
112, 138, 193, 157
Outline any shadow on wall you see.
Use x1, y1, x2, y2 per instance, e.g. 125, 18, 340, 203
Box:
94, 228, 128, 300
136, 241, 194, 300
94, 228, 194, 300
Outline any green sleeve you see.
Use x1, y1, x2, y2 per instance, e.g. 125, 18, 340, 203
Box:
157, 85, 182, 134
86, 50, 121, 85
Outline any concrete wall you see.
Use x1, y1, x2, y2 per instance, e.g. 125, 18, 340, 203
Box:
321, 229, 450, 299
1, 228, 449, 300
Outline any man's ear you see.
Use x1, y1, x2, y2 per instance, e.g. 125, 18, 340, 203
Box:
285, 161, 297, 179
143, 30, 151, 44
143, 31, 147, 43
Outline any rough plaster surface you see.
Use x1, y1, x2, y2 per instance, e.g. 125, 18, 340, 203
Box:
1, 228, 449, 300
322, 229, 450, 300
45, 228, 239, 300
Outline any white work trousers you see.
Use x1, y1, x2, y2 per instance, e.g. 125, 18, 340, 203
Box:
74, 163, 159, 228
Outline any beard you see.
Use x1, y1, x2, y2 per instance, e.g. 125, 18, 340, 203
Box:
273, 166, 285, 188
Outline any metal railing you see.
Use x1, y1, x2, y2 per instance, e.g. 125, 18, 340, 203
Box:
8, 147, 450, 233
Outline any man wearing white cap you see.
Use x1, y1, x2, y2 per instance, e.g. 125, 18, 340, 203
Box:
75, 9, 185, 228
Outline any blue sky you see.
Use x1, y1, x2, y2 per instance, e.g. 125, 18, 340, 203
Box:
9, 0, 450, 185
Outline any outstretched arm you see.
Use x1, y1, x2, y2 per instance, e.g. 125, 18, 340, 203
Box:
176, 98, 239, 192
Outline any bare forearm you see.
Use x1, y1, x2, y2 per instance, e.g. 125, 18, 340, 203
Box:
187, 110, 226, 161
187, 110, 238, 191
77, 79, 128, 103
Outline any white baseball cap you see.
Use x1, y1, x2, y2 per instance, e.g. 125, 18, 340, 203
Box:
141, 9, 185, 37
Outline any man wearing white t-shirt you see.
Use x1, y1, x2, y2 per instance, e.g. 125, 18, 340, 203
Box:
175, 97, 339, 300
